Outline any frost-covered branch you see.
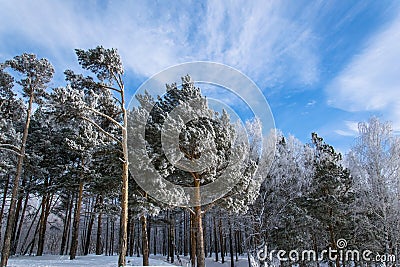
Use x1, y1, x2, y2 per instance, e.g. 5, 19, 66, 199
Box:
87, 107, 124, 130
112, 96, 123, 106
0, 146, 23, 157
112, 72, 124, 91
99, 83, 122, 93
80, 116, 122, 145
0, 143, 21, 153
184, 207, 195, 215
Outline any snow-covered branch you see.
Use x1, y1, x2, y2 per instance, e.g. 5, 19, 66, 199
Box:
87, 107, 124, 130
99, 83, 122, 93
80, 116, 122, 145
0, 143, 21, 153
0, 146, 23, 156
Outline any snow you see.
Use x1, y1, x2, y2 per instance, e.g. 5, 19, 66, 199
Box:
7, 254, 250, 267
7, 255, 174, 267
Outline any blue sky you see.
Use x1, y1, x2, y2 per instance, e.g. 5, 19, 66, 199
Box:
1, 0, 400, 152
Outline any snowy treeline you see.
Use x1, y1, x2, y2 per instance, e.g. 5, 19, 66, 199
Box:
1, 48, 400, 267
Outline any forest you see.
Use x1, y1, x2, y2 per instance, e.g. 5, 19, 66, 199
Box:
1, 46, 400, 267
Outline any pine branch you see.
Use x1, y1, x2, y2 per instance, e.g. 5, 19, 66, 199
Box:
87, 107, 125, 130
99, 83, 122, 93
112, 96, 123, 106
0, 143, 22, 153
184, 207, 195, 215
112, 72, 124, 91
0, 147, 23, 157
80, 116, 122, 146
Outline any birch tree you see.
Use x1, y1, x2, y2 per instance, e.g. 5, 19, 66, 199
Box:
347, 117, 400, 256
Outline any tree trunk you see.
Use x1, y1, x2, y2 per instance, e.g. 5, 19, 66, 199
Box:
209, 218, 212, 258
229, 219, 234, 267
118, 88, 129, 267
70, 179, 84, 260
169, 214, 175, 263
105, 216, 109, 256
219, 217, 225, 264
11, 187, 29, 255
184, 211, 188, 256
214, 216, 219, 262
83, 204, 96, 255
153, 227, 157, 256
141, 214, 149, 266
193, 174, 205, 267
1, 93, 33, 267
0, 174, 10, 243
136, 221, 140, 257
36, 193, 49, 256
147, 219, 151, 258
95, 195, 103, 255
163, 225, 167, 257
27, 217, 41, 255
234, 230, 239, 261
190, 212, 196, 267
19, 203, 41, 255
110, 219, 115, 255
84, 195, 99, 255
10, 180, 25, 256
129, 218, 135, 257
127, 209, 132, 256
60, 194, 73, 255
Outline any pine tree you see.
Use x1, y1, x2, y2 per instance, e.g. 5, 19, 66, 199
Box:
298, 133, 354, 267
49, 46, 129, 266
131, 75, 265, 267
0, 54, 54, 267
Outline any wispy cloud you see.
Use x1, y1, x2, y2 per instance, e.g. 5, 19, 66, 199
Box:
306, 100, 316, 107
334, 121, 359, 137
0, 0, 321, 88
326, 11, 400, 129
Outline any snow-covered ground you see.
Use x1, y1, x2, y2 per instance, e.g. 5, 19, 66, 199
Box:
7, 255, 174, 267
7, 254, 250, 267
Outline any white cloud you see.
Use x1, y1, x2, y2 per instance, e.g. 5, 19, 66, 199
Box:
0, 0, 321, 88
334, 121, 359, 137
326, 12, 400, 129
335, 130, 355, 137
344, 120, 359, 133
306, 100, 316, 107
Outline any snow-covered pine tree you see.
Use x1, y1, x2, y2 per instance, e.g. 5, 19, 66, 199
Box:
298, 133, 354, 267
0, 54, 54, 267
131, 75, 265, 267
0, 65, 24, 220
127, 171, 162, 266
0, 66, 25, 253
49, 46, 130, 266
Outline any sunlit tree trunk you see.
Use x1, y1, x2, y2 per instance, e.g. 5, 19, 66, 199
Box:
193, 173, 205, 267
118, 85, 129, 267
